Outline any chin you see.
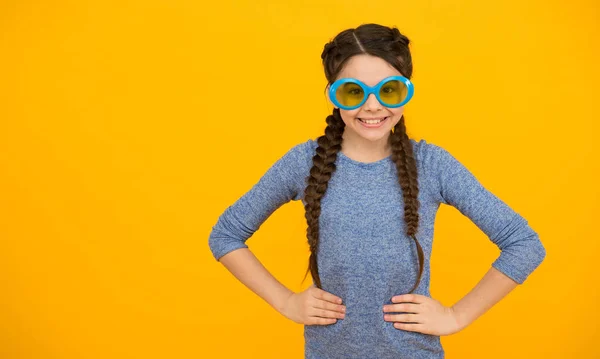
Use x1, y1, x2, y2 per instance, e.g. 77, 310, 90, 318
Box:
358, 133, 390, 142
354, 129, 391, 142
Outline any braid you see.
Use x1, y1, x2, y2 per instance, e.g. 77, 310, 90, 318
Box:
390, 115, 424, 293
391, 27, 410, 46
321, 41, 337, 61
301, 108, 345, 289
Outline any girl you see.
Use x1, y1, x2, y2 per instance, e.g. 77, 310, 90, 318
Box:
208, 23, 546, 359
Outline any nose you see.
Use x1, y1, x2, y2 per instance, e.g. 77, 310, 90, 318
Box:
362, 93, 383, 111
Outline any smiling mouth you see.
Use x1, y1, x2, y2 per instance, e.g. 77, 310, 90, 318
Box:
357, 116, 389, 124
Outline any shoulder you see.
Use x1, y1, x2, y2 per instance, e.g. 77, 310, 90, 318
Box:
275, 138, 317, 182
299, 137, 319, 154
408, 138, 464, 204
284, 138, 317, 166
280, 138, 317, 201
304, 137, 319, 154
409, 138, 470, 187
408, 137, 450, 170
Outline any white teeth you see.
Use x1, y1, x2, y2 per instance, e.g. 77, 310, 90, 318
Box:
359, 117, 387, 124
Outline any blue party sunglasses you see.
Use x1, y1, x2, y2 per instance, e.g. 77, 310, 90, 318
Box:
328, 75, 414, 110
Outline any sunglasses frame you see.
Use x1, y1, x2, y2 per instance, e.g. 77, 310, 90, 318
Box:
328, 75, 414, 110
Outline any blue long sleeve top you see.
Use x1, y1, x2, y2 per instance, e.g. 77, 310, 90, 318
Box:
208, 138, 546, 359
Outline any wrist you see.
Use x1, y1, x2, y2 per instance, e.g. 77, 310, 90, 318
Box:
273, 289, 295, 314
451, 304, 470, 330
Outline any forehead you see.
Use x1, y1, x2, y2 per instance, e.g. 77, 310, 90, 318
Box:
336, 54, 403, 86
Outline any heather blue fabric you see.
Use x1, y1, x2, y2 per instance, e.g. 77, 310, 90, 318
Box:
208, 138, 546, 359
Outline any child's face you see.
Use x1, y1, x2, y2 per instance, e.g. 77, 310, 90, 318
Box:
327, 54, 407, 143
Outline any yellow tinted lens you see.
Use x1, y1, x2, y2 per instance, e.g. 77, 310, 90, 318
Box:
378, 80, 408, 106
336, 82, 364, 107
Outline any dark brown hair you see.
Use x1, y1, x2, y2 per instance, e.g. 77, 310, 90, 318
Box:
302, 23, 423, 294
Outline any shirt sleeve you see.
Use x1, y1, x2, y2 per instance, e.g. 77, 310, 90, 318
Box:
427, 143, 546, 284
208, 141, 311, 261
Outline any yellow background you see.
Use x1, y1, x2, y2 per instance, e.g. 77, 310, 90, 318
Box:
1, 0, 598, 358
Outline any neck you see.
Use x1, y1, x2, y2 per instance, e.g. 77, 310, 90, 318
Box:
340, 131, 393, 162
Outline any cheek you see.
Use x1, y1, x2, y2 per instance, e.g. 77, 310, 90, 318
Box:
392, 107, 405, 117
388, 108, 405, 127
339, 109, 361, 124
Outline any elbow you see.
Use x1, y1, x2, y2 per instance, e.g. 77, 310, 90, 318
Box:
531, 236, 546, 269
208, 229, 249, 262
506, 218, 547, 269
208, 206, 256, 262
493, 231, 547, 285
207, 234, 221, 261
518, 233, 547, 283
517, 230, 547, 272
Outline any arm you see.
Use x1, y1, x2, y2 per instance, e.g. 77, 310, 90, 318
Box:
427, 143, 546, 327
451, 266, 518, 329
218, 248, 294, 314
208, 141, 310, 312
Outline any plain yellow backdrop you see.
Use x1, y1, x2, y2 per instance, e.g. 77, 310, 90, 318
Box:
1, 0, 598, 358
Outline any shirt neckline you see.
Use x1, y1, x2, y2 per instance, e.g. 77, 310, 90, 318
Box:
338, 151, 392, 167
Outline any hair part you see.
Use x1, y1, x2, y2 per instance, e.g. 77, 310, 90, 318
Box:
302, 23, 424, 294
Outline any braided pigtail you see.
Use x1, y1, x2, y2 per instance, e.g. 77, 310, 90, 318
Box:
301, 109, 345, 289
390, 115, 423, 293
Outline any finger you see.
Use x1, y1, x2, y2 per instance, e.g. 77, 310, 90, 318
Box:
385, 313, 420, 323
393, 322, 425, 332
384, 302, 419, 313
308, 307, 346, 320
313, 288, 343, 305
309, 316, 338, 325
313, 299, 346, 314
391, 293, 424, 304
